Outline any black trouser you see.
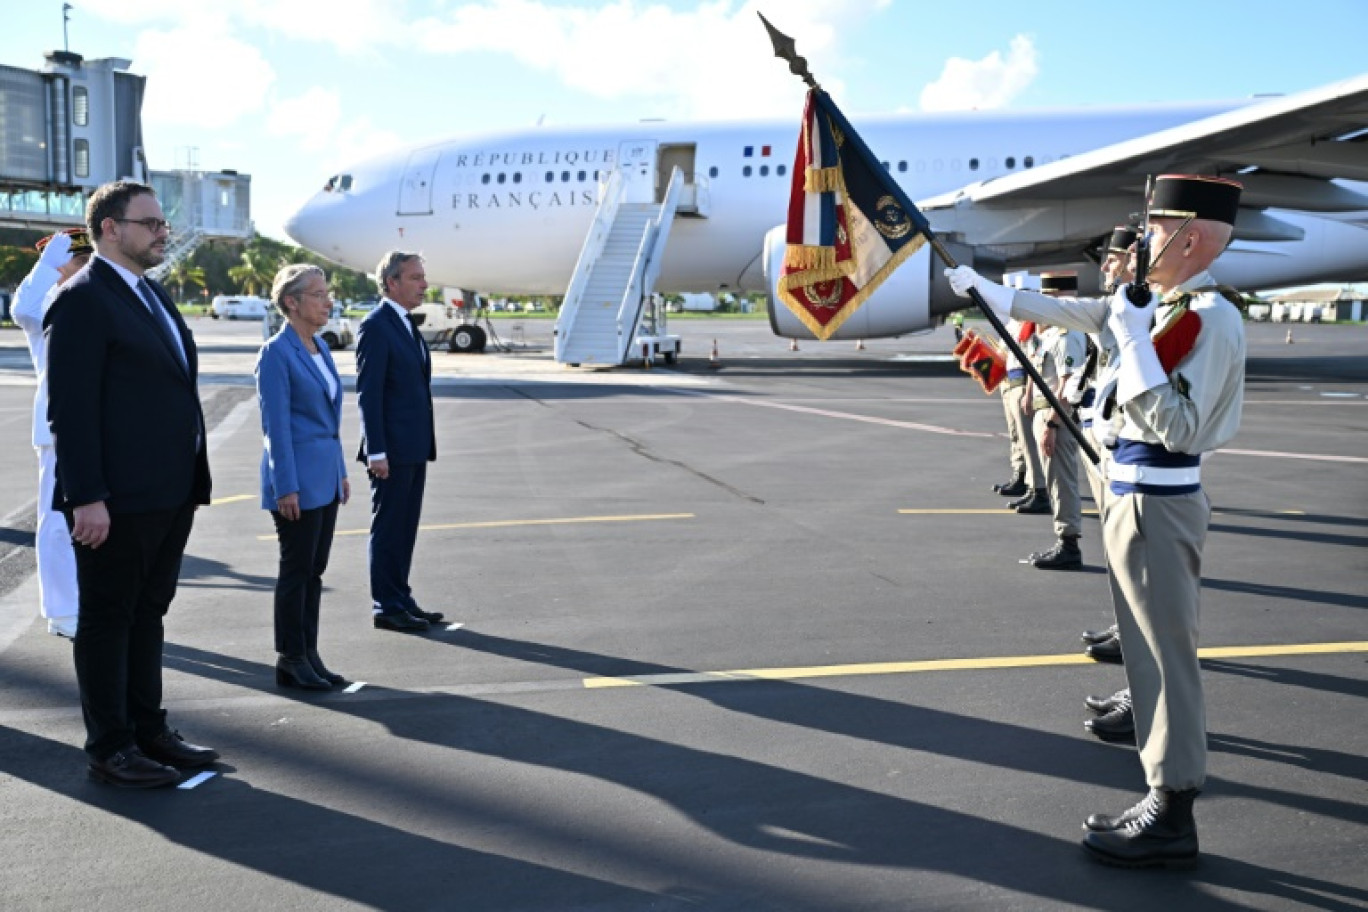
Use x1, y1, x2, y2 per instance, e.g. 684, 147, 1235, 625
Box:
272, 500, 340, 656
69, 502, 195, 761
368, 463, 426, 614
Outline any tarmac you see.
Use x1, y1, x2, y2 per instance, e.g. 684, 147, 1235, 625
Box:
0, 315, 1364, 911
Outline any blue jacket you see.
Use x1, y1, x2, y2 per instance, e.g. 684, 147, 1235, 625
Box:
355, 302, 435, 466
256, 323, 347, 511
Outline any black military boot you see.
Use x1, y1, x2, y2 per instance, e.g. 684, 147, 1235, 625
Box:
1031, 535, 1082, 570
1084, 687, 1129, 715
1009, 489, 1050, 514
1086, 635, 1124, 664
1084, 693, 1135, 743
1083, 788, 1200, 868
995, 472, 1028, 497
1080, 624, 1119, 646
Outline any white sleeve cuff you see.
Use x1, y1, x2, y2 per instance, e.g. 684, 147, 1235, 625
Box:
1115, 339, 1168, 404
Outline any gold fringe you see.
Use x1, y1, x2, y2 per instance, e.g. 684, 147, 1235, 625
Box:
777, 235, 929, 341
782, 245, 837, 271
804, 167, 843, 194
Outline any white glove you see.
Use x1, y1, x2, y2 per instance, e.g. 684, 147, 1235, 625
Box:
37, 232, 73, 271
1107, 286, 1166, 404
944, 266, 1013, 322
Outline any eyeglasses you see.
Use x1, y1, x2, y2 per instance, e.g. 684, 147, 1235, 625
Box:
111, 217, 171, 233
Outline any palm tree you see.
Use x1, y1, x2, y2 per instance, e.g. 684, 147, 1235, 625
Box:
165, 261, 206, 304
227, 245, 281, 297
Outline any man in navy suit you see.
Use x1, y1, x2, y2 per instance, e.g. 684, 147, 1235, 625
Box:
45, 181, 218, 787
356, 251, 444, 632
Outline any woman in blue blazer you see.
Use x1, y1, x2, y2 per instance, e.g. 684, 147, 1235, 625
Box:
256, 265, 350, 690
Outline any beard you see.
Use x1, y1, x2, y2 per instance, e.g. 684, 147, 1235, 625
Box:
122, 236, 166, 270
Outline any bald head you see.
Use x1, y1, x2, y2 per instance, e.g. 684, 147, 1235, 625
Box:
1147, 217, 1232, 292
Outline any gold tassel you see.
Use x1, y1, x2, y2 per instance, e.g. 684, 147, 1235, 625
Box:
804, 167, 844, 194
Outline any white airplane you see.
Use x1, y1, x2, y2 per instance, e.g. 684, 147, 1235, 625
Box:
284, 72, 1368, 344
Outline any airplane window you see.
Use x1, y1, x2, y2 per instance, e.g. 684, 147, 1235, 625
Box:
951, 159, 961, 170
481, 174, 491, 185
934, 159, 943, 171
1005, 157, 1015, 169
339, 175, 353, 191
545, 171, 554, 182
760, 165, 769, 176
743, 165, 752, 177
513, 172, 522, 184
709, 166, 719, 178
776, 164, 786, 176
897, 161, 907, 172
969, 158, 979, 171
577, 170, 586, 181
497, 173, 506, 184
561, 171, 570, 181
1024, 156, 1034, 168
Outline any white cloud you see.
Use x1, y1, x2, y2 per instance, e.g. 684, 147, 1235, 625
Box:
233, 0, 408, 55
136, 22, 276, 129
267, 87, 344, 151
407, 0, 889, 120
919, 35, 1038, 111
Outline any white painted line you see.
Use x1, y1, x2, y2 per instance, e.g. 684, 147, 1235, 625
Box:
344, 681, 366, 693
178, 771, 216, 790
1217, 447, 1368, 464
1320, 392, 1360, 398
445, 622, 465, 632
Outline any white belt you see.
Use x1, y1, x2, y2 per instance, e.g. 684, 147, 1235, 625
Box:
1108, 463, 1201, 486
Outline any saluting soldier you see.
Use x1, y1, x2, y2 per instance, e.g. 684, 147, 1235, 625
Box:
1022, 273, 1087, 570
947, 174, 1247, 868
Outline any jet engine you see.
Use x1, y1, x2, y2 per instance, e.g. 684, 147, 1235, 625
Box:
762, 224, 975, 340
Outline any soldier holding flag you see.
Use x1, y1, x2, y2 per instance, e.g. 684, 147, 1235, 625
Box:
948, 175, 1247, 868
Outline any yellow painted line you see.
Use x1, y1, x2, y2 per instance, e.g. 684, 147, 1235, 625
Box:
582, 641, 1368, 689
209, 494, 255, 506
899, 508, 1100, 516
259, 512, 696, 540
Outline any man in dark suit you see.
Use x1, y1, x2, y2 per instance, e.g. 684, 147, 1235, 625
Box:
45, 181, 218, 788
356, 251, 443, 632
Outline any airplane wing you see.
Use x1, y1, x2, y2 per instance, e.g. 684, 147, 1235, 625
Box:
918, 72, 1368, 261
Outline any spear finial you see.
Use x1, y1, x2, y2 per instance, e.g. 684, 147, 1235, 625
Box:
758, 12, 820, 90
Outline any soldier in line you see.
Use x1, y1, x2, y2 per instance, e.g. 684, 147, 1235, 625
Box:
990, 317, 1042, 501
948, 174, 1248, 868
1020, 274, 1087, 570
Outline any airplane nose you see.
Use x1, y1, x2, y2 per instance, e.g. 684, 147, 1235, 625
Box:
283, 196, 327, 251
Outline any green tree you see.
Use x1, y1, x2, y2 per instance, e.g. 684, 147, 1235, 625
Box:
165, 260, 206, 303
227, 243, 284, 296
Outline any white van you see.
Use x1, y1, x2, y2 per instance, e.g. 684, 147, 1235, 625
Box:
263, 305, 355, 350
212, 295, 270, 320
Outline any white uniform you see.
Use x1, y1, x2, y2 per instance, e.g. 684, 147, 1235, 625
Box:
1011, 272, 1245, 789
11, 262, 79, 628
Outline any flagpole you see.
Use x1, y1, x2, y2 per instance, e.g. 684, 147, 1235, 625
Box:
758, 12, 1099, 466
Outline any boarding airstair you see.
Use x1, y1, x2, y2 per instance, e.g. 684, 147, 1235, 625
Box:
554, 162, 685, 366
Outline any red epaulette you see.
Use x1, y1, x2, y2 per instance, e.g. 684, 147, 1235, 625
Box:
1153, 307, 1202, 374
1016, 322, 1036, 343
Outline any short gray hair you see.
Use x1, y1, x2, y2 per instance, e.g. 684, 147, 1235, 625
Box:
271, 263, 326, 315
375, 250, 421, 297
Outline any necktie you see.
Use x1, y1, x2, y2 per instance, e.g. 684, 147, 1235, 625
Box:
137, 278, 188, 371
405, 313, 428, 358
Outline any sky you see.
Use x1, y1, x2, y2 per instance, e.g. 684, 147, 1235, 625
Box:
6, 0, 1368, 242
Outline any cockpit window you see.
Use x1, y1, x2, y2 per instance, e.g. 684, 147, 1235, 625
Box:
339, 174, 353, 191
325, 175, 338, 192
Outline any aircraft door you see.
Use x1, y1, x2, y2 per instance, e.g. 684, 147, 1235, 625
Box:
617, 140, 657, 204
397, 147, 441, 215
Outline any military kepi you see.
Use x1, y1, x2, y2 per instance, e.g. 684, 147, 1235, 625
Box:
1149, 175, 1242, 226
1106, 225, 1138, 254
35, 227, 93, 256
1039, 272, 1078, 294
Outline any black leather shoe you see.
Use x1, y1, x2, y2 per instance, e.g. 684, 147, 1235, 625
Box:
1084, 701, 1135, 744
138, 729, 220, 768
1085, 687, 1129, 715
1031, 536, 1082, 570
1010, 490, 1050, 514
994, 474, 1026, 496
88, 747, 180, 788
306, 649, 348, 688
374, 611, 429, 632
277, 655, 332, 690
1086, 636, 1124, 664
1083, 788, 1200, 868
408, 607, 445, 624
1081, 624, 1119, 646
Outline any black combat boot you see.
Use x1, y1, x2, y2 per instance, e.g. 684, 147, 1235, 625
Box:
1083, 788, 1200, 868
1084, 687, 1129, 715
1009, 488, 1050, 514
1086, 635, 1124, 664
1031, 535, 1082, 570
1084, 692, 1135, 743
995, 472, 1028, 497
1080, 624, 1119, 646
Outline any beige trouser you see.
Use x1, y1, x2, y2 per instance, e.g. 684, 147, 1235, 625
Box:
1103, 487, 1210, 790
1033, 411, 1081, 538
1002, 384, 1042, 488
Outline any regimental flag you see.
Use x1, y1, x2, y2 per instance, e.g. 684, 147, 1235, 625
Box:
778, 89, 932, 340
